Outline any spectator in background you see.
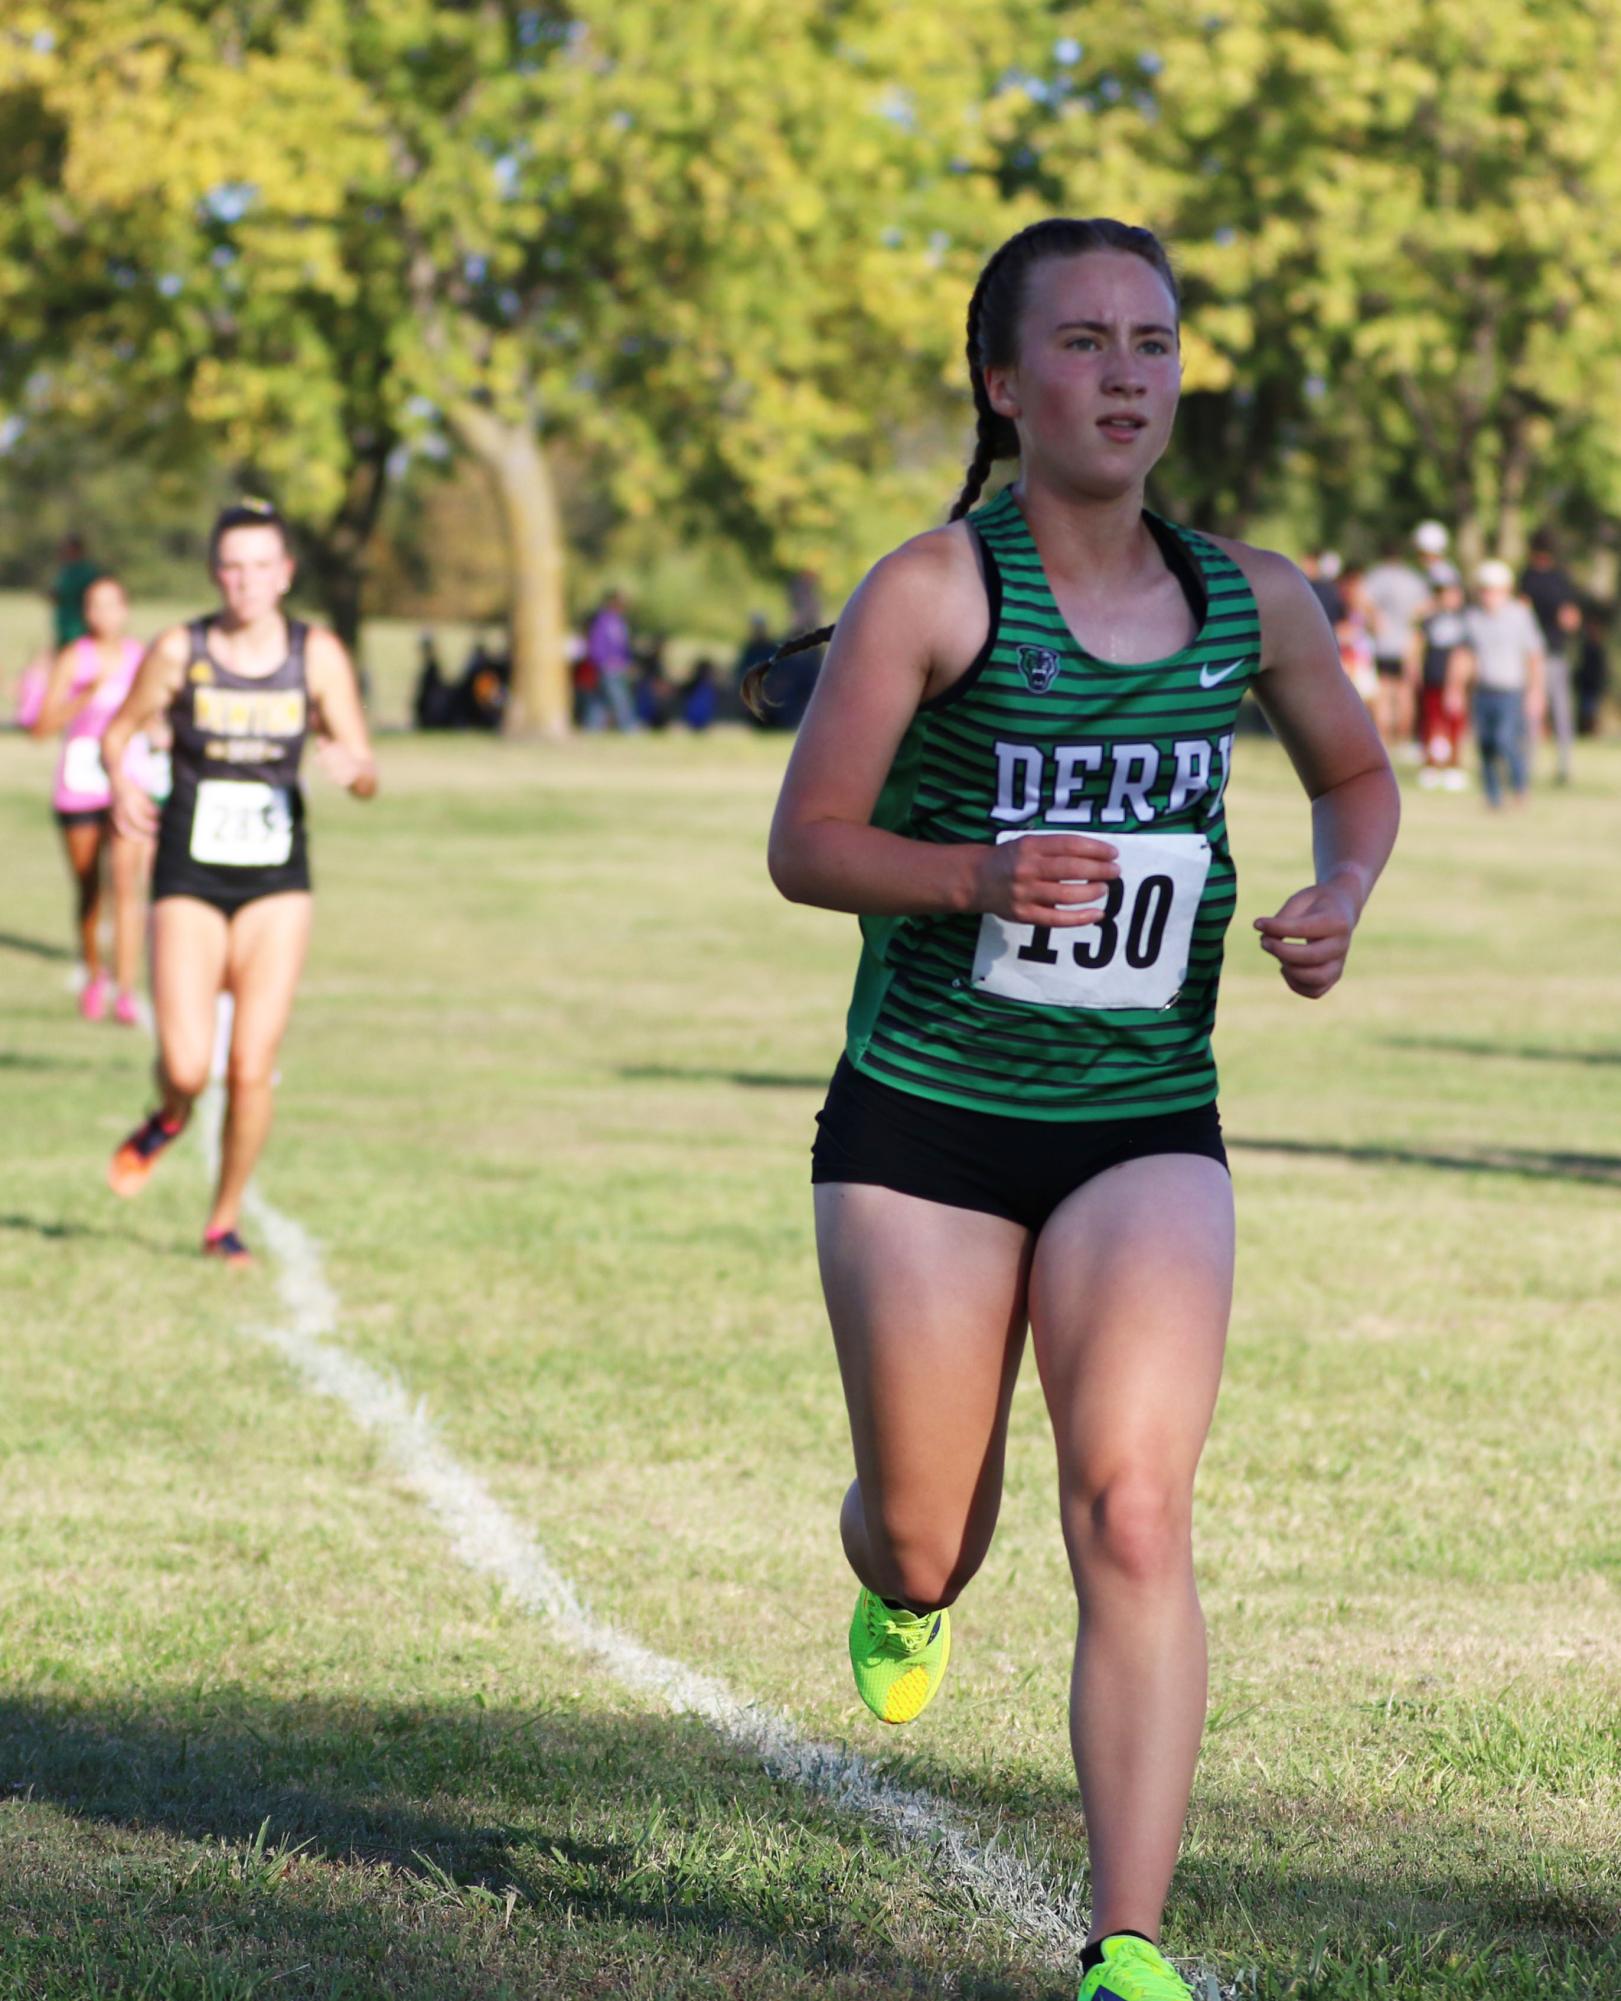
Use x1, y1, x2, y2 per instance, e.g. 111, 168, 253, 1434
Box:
572, 643, 605, 731
1576, 605, 1610, 736
412, 630, 456, 730
1363, 535, 1432, 753
1302, 549, 1345, 626
633, 637, 675, 730
455, 630, 509, 730
585, 588, 638, 732
1413, 519, 1453, 590
1409, 568, 1469, 791
14, 533, 102, 727
1456, 559, 1544, 810
680, 657, 719, 732
1518, 532, 1582, 783
51, 533, 101, 647
1333, 564, 1378, 713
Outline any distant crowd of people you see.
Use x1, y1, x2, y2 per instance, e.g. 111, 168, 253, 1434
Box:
410, 533, 1615, 782
1302, 522, 1609, 806
411, 588, 824, 737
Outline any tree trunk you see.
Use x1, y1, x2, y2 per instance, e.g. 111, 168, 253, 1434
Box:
1452, 453, 1484, 575
302, 436, 394, 655
448, 397, 569, 738
1494, 413, 1534, 564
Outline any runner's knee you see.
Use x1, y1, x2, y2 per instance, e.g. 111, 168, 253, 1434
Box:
1066, 1467, 1193, 1589
226, 1049, 276, 1095
163, 1052, 211, 1102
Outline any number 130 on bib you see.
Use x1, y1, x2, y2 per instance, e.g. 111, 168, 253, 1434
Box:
971, 830, 1212, 1012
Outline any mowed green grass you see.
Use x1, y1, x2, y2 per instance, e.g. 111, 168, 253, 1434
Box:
0, 723, 1617, 2000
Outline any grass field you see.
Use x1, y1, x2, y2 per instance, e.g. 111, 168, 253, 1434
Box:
0, 723, 1617, 2000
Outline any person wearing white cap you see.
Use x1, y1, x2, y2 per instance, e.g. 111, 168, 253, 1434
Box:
1453, 560, 1545, 807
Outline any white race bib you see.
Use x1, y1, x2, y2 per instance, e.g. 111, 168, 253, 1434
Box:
190, 779, 294, 867
61, 735, 107, 798
971, 830, 1212, 1011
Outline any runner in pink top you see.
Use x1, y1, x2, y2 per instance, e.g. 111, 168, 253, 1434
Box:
31, 575, 159, 1024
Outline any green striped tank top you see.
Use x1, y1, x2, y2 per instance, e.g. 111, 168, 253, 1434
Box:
845, 485, 1262, 1120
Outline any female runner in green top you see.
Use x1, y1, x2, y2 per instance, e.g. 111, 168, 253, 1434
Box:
756, 217, 1399, 2001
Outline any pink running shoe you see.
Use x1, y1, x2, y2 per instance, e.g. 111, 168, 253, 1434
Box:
78, 972, 109, 1022
202, 1226, 253, 1268
113, 990, 140, 1028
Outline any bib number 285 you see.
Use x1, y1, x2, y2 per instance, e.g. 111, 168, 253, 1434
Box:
190, 779, 294, 868
971, 830, 1212, 1011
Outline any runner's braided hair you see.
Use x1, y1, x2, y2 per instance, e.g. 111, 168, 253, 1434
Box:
741, 217, 1178, 719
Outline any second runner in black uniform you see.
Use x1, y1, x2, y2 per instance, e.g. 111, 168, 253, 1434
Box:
102, 500, 377, 1262
152, 614, 314, 914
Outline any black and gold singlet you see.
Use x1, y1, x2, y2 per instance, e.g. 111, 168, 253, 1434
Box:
152, 617, 313, 907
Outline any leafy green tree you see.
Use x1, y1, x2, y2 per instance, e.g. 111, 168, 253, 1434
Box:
0, 1, 1027, 730
0, 0, 396, 643
1003, 2, 1621, 560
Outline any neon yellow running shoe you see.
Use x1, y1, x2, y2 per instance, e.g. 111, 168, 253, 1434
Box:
848, 1587, 951, 1725
1077, 1935, 1193, 2001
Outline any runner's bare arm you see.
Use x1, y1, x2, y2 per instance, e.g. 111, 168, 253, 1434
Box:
101, 628, 190, 838
1218, 542, 1400, 999
768, 530, 1119, 928
31, 644, 94, 738
1524, 640, 1546, 726
307, 630, 378, 798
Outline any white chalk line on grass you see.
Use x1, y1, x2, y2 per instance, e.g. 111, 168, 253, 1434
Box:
194, 1091, 1098, 1970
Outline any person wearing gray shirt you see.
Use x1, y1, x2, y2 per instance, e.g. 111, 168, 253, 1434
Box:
1453, 561, 1545, 807
1364, 542, 1432, 751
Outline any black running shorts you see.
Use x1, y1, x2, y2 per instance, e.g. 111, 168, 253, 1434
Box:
150, 849, 311, 918
811, 1055, 1228, 1233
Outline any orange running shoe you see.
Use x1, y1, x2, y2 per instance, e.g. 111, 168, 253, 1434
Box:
108, 1110, 184, 1198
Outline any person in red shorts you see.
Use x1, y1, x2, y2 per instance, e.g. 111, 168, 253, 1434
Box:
1410, 569, 1469, 791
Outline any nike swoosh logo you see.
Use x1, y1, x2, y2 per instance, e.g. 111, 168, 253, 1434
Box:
1199, 659, 1245, 688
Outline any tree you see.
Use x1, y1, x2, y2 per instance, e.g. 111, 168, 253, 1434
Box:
998, 1, 1621, 559
0, 1, 1031, 730
0, 1, 399, 642
337, 0, 1031, 728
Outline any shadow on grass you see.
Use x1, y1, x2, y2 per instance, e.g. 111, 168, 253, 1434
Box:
0, 1696, 1600, 2000
857, 1747, 1616, 1998
0, 1212, 192, 1255
2, 1693, 1615, 2000
620, 1064, 828, 1090
1381, 1035, 1621, 1068
0, 1212, 104, 1244
0, 928, 72, 963
0, 1692, 1042, 2001
1228, 1135, 1621, 1187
